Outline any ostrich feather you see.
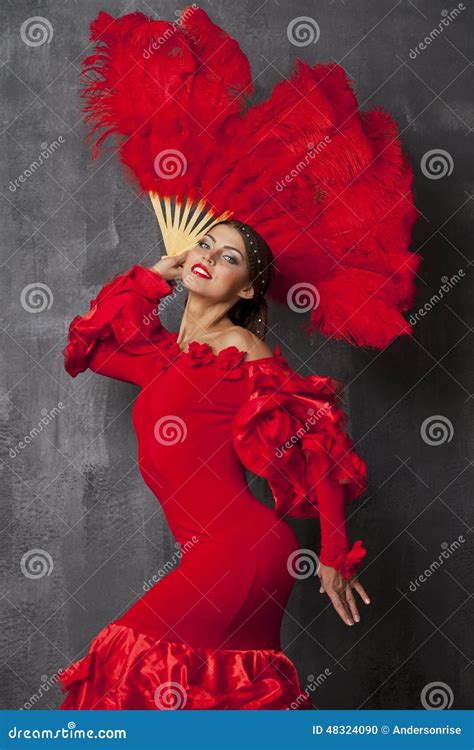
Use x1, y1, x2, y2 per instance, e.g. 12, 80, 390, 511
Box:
78, 7, 421, 350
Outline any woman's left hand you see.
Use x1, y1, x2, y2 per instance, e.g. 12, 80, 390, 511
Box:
317, 562, 370, 626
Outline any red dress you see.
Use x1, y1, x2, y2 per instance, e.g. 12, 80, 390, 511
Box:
58, 265, 368, 710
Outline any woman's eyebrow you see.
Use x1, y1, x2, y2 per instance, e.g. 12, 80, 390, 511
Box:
205, 233, 244, 258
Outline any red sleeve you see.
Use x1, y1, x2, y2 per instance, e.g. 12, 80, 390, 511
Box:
315, 478, 366, 578
63, 265, 173, 387
232, 346, 368, 579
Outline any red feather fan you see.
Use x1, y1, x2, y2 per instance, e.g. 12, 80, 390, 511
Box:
78, 6, 421, 350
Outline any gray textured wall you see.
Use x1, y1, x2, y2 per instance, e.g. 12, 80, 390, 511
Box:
1, 0, 472, 711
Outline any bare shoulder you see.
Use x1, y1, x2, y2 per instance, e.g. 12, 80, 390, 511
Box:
220, 327, 273, 361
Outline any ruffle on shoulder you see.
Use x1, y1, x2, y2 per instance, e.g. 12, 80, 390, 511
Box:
232, 349, 368, 519
232, 351, 368, 578
58, 622, 313, 710
63, 265, 173, 377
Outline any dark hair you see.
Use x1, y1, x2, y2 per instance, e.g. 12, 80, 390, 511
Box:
212, 219, 274, 340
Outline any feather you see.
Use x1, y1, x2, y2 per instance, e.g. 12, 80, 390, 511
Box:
78, 7, 421, 350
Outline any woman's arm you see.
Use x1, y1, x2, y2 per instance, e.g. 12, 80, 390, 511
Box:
231, 353, 371, 623
317, 478, 350, 568
63, 264, 175, 386
315, 477, 370, 626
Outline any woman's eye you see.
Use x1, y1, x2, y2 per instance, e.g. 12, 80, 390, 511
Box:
197, 242, 237, 264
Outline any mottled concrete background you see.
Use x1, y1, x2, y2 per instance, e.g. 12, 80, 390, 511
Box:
1, 0, 472, 711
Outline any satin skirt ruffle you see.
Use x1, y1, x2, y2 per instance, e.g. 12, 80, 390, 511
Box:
58, 622, 313, 710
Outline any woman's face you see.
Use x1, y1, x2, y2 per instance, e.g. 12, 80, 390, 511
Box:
181, 223, 254, 302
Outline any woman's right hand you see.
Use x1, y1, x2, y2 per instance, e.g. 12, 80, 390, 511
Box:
147, 249, 190, 282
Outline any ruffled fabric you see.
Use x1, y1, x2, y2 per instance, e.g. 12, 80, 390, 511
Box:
58, 622, 313, 710
232, 355, 368, 514
232, 353, 368, 578
63, 265, 173, 378
173, 337, 248, 380
216, 346, 248, 380
330, 539, 367, 580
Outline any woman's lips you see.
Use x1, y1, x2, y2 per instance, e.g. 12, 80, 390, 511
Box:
191, 264, 212, 279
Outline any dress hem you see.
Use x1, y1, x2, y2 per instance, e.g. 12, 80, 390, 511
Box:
58, 621, 314, 711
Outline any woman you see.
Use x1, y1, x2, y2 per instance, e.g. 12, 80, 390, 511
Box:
58, 220, 370, 710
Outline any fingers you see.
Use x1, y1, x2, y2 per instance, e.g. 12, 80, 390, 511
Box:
318, 564, 367, 625
172, 250, 191, 278
352, 579, 371, 605
344, 584, 360, 623
173, 248, 191, 264
326, 587, 354, 626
